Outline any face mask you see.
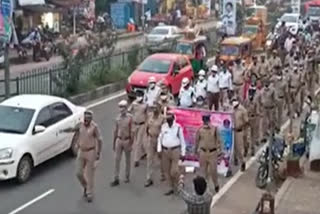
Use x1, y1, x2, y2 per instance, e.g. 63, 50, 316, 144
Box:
254, 62, 257, 66
137, 96, 143, 102
160, 95, 167, 100
232, 101, 239, 108
167, 118, 174, 126
197, 101, 204, 106
120, 107, 126, 114
149, 83, 155, 89
277, 75, 282, 80
199, 75, 205, 80
265, 85, 270, 89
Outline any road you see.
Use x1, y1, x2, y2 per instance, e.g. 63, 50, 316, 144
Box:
0, 92, 243, 214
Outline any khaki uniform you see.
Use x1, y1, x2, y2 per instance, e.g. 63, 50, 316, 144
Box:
272, 77, 288, 126
232, 65, 245, 102
195, 125, 221, 187
288, 71, 302, 114
76, 122, 102, 196
306, 57, 315, 99
259, 86, 277, 138
259, 62, 270, 85
145, 113, 164, 181
128, 101, 147, 163
269, 56, 282, 70
233, 104, 249, 165
114, 113, 132, 181
243, 97, 260, 152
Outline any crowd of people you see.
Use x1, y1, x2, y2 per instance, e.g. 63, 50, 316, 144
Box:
60, 19, 320, 214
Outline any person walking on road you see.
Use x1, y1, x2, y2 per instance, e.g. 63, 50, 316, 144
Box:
288, 65, 302, 116
232, 59, 245, 102
207, 65, 220, 111
145, 104, 165, 187
111, 100, 133, 187
60, 110, 103, 202
177, 175, 213, 214
144, 76, 161, 110
157, 113, 186, 195
232, 97, 248, 171
195, 115, 221, 193
194, 70, 208, 101
178, 77, 196, 108
219, 66, 232, 107
128, 90, 148, 167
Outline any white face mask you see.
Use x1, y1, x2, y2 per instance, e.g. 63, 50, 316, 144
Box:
232, 101, 239, 108
197, 101, 204, 106
277, 75, 282, 80
137, 96, 143, 102
160, 95, 167, 100
199, 75, 205, 80
149, 83, 156, 89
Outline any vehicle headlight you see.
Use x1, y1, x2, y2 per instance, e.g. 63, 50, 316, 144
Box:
127, 76, 132, 83
0, 148, 13, 160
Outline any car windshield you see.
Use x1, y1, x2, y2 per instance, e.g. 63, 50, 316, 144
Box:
150, 28, 169, 35
175, 43, 193, 55
307, 7, 320, 16
0, 106, 35, 134
243, 25, 258, 35
220, 45, 240, 56
138, 58, 171, 73
281, 15, 298, 23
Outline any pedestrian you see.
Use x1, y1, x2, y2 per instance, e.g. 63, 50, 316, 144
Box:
145, 104, 165, 187
207, 65, 220, 111
269, 50, 282, 69
178, 77, 196, 108
243, 84, 260, 156
258, 80, 277, 140
288, 65, 302, 116
177, 175, 213, 214
144, 76, 161, 110
157, 113, 186, 195
232, 58, 245, 102
232, 97, 248, 171
219, 66, 232, 107
60, 110, 103, 202
195, 96, 206, 109
111, 100, 133, 187
259, 55, 270, 86
128, 90, 148, 167
195, 115, 221, 192
194, 70, 208, 101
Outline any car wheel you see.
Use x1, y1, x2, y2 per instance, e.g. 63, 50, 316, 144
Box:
69, 132, 79, 157
16, 155, 33, 184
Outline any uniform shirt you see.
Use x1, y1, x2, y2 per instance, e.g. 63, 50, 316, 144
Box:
232, 65, 245, 84
272, 77, 288, 98
179, 86, 195, 108
243, 97, 260, 118
194, 79, 207, 98
233, 105, 249, 130
78, 121, 102, 150
207, 74, 220, 93
115, 113, 132, 139
144, 86, 161, 107
147, 114, 164, 137
157, 122, 186, 156
258, 87, 276, 108
289, 72, 301, 89
195, 125, 220, 150
177, 182, 213, 214
128, 101, 147, 123
219, 71, 232, 89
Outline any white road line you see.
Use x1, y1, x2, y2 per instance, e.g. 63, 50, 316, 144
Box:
8, 189, 55, 214
86, 90, 126, 108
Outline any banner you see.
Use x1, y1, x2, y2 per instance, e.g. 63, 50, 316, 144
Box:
221, 0, 236, 36
0, 0, 13, 42
171, 107, 234, 176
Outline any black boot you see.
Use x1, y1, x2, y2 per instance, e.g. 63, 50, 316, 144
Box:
241, 163, 246, 172
234, 158, 239, 166
144, 179, 153, 187
110, 179, 120, 187
215, 185, 220, 193
244, 147, 248, 158
251, 147, 255, 157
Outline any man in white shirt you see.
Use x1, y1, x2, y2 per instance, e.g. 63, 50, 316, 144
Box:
144, 76, 161, 109
219, 67, 232, 107
178, 77, 196, 108
207, 65, 220, 111
284, 34, 295, 53
157, 113, 186, 195
194, 70, 207, 100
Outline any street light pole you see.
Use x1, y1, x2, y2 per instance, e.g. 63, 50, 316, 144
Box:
267, 125, 274, 192
4, 43, 10, 99
73, 7, 76, 35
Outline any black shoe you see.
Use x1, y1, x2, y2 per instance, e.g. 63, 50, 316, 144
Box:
124, 178, 130, 183
85, 194, 93, 203
241, 163, 246, 172
110, 179, 120, 187
244, 148, 248, 157
83, 188, 87, 197
215, 186, 220, 193
144, 179, 153, 187
164, 190, 174, 196
140, 154, 147, 160
251, 148, 255, 157
134, 161, 140, 167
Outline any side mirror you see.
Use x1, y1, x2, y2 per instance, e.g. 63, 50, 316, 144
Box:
33, 125, 46, 134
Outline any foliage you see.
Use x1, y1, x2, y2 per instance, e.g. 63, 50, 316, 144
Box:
127, 45, 141, 71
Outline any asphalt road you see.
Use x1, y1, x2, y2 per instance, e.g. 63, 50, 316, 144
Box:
0, 92, 242, 214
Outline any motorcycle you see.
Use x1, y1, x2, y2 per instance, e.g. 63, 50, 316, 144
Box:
255, 135, 286, 189
33, 40, 53, 62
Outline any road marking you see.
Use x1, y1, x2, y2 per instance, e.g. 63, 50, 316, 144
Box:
211, 87, 320, 207
86, 90, 126, 108
8, 189, 55, 214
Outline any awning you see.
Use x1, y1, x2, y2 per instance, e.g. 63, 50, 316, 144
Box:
22, 4, 63, 13
18, 0, 46, 6
47, 0, 81, 7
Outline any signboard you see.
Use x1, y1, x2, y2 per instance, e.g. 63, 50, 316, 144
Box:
291, 0, 301, 14
18, 0, 45, 6
221, 0, 237, 36
171, 107, 234, 176
0, 0, 13, 42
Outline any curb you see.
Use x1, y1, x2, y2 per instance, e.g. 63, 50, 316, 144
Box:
69, 80, 127, 105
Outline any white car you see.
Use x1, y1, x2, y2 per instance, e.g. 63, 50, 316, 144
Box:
146, 25, 182, 51
275, 13, 301, 35
0, 95, 86, 183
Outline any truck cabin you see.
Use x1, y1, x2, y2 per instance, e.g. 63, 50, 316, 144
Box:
219, 37, 252, 65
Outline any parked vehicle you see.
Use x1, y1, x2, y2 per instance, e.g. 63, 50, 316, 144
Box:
275, 13, 301, 35
304, 0, 320, 28
0, 95, 85, 183
126, 53, 194, 99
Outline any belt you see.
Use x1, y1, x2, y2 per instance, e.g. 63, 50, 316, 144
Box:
264, 106, 274, 109
117, 136, 130, 140
289, 86, 297, 89
200, 147, 217, 152
162, 145, 180, 150
233, 82, 243, 86
134, 121, 145, 125
249, 114, 256, 117
80, 147, 95, 152
220, 87, 229, 90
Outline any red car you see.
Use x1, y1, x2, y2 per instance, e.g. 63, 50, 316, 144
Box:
126, 53, 194, 98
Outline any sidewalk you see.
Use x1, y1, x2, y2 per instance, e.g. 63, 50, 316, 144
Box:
275, 160, 320, 214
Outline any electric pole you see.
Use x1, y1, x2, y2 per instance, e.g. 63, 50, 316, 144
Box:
4, 42, 10, 99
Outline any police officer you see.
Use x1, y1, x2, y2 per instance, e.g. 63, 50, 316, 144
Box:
194, 69, 207, 101
232, 97, 248, 171
144, 76, 161, 110
145, 103, 165, 187
111, 100, 133, 187
207, 65, 221, 111
128, 90, 148, 167
288, 65, 302, 115
61, 110, 103, 202
232, 58, 245, 102
306, 49, 316, 99
243, 85, 260, 156
195, 115, 221, 193
259, 54, 270, 86
258, 80, 277, 139
269, 50, 282, 69
178, 77, 196, 108
157, 113, 186, 195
